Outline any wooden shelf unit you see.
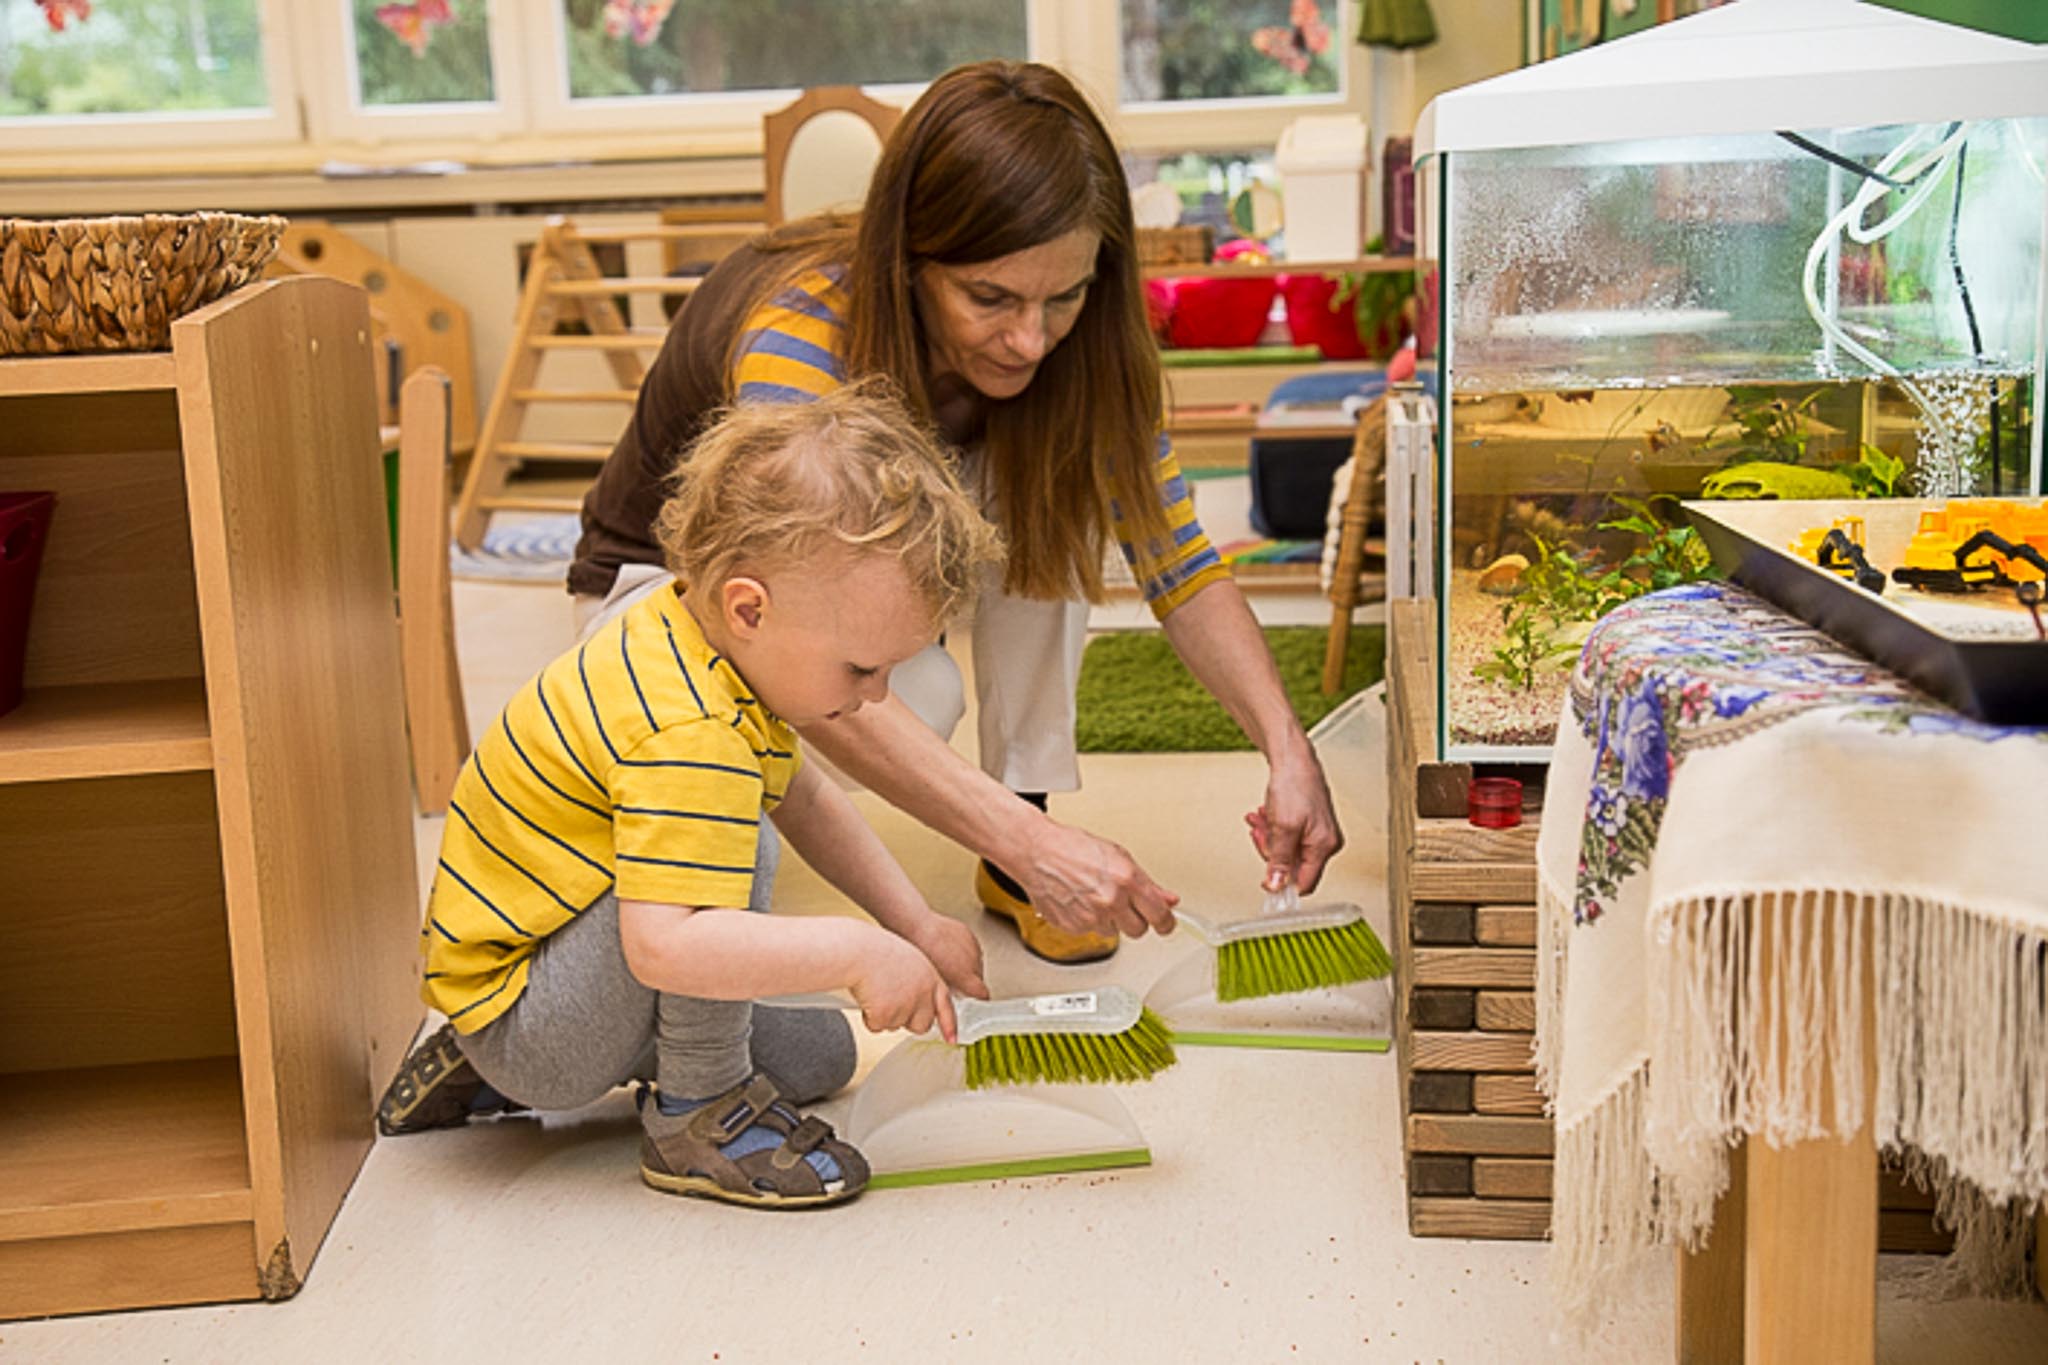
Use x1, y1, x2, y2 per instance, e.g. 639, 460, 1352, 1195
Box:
1141, 255, 1419, 280
0, 277, 422, 1320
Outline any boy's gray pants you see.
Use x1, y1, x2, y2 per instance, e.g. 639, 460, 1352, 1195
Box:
456, 826, 855, 1107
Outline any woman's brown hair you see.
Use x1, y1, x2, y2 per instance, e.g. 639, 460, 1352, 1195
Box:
732, 62, 1171, 603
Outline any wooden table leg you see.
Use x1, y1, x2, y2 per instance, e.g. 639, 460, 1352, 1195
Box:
1743, 894, 1879, 1364
1676, 1142, 1747, 1363
2037, 1207, 2046, 1302
1744, 1121, 1877, 1361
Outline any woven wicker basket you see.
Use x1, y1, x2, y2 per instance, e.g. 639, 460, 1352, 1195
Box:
0, 212, 287, 357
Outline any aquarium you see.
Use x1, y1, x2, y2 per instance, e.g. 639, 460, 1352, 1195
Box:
1417, 85, 2047, 758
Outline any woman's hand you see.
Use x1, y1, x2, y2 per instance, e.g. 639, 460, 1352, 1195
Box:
1016, 820, 1180, 940
846, 929, 958, 1042
1245, 740, 1344, 894
902, 912, 990, 1002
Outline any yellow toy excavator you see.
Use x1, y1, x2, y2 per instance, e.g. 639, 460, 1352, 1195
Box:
1789, 515, 1886, 593
1892, 500, 2048, 593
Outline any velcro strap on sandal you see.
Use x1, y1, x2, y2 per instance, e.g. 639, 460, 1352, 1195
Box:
769, 1115, 835, 1171
686, 1074, 784, 1144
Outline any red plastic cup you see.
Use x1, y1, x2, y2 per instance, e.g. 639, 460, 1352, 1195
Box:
1468, 777, 1523, 830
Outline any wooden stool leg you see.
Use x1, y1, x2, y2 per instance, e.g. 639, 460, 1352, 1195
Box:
1323, 401, 1386, 695
1676, 1142, 1747, 1364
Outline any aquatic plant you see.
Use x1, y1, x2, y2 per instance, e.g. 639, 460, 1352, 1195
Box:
1475, 496, 1716, 692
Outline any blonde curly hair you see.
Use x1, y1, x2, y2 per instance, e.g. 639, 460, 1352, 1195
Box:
655, 378, 1004, 627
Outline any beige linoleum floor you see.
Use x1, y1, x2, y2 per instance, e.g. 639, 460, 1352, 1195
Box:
12, 479, 2047, 1363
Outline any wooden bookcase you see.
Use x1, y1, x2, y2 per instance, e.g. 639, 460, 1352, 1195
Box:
0, 277, 422, 1319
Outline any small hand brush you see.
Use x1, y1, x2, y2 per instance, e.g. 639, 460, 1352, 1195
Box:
1176, 892, 1393, 1003
763, 986, 1176, 1091
953, 986, 1175, 1091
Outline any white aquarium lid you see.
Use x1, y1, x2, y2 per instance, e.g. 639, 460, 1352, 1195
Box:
1416, 0, 2048, 158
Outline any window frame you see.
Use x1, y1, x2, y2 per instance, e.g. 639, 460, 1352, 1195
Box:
299, 0, 531, 145
1057, 0, 1365, 154
0, 0, 1370, 166
0, 0, 305, 151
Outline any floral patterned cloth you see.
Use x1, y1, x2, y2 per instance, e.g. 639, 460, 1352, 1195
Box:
1565, 581, 2038, 925
1535, 581, 2048, 1322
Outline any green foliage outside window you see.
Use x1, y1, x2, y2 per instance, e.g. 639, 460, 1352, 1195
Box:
353, 0, 495, 107
1120, 0, 1339, 104
0, 0, 267, 117
558, 0, 1026, 100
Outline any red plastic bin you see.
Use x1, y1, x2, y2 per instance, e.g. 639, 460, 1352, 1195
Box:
0, 491, 57, 719
1278, 274, 1370, 360
1145, 275, 1279, 350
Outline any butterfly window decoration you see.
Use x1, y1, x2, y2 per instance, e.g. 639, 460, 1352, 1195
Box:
601, 0, 673, 45
375, 0, 457, 58
33, 0, 93, 31
1251, 0, 1333, 77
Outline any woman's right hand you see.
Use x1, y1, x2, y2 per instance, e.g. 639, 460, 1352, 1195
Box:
846, 929, 958, 1043
1014, 819, 1180, 940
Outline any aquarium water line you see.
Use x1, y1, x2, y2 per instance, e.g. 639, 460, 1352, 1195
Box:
1794, 121, 1976, 477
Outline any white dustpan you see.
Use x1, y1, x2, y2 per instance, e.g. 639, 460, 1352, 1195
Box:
846, 1039, 1151, 1190
763, 991, 1156, 1189
1149, 893, 1394, 1052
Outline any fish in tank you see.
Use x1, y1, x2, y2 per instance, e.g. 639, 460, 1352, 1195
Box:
1439, 374, 2036, 751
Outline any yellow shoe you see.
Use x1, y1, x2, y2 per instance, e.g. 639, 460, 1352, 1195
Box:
975, 862, 1119, 965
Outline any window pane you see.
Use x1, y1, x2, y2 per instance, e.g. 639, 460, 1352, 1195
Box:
353, 0, 497, 107
0, 0, 269, 118
1121, 0, 1342, 104
559, 0, 1025, 100
1128, 148, 1281, 237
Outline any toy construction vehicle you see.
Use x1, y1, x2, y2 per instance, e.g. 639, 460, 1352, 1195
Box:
1790, 516, 1885, 594
1891, 500, 2048, 594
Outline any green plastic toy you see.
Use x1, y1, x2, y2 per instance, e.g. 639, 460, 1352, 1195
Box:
1700, 461, 1859, 500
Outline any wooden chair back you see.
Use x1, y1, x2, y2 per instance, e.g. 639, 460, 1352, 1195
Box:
762, 86, 902, 225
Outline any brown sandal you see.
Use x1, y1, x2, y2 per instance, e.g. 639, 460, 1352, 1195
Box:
639, 1074, 870, 1208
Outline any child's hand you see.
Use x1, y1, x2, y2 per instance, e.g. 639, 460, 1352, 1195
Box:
904, 913, 989, 1002
847, 930, 959, 1043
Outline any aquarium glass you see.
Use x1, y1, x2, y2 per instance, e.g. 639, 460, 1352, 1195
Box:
1434, 118, 2048, 759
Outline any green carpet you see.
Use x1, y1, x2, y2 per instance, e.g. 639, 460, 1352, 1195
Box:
1075, 625, 1385, 753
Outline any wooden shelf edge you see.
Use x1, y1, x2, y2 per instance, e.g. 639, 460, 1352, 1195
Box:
1143, 256, 1421, 280
0, 1057, 253, 1247
0, 351, 178, 396
0, 678, 213, 785
0, 1189, 253, 1244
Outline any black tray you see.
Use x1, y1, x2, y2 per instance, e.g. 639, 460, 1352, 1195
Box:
1686, 499, 2048, 725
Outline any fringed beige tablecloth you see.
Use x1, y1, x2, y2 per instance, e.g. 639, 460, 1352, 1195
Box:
1535, 582, 2048, 1325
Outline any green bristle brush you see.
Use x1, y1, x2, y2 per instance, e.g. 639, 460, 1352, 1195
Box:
766, 985, 1175, 1090
1177, 892, 1393, 1003
952, 987, 1175, 1090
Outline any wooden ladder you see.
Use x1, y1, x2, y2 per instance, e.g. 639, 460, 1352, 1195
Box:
450, 216, 738, 550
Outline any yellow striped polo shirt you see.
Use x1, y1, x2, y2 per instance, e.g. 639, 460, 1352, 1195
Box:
422, 584, 799, 1032
734, 268, 1232, 617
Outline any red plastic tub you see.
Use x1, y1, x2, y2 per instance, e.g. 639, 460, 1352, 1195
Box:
1150, 274, 1279, 350
1467, 776, 1524, 830
1278, 274, 1369, 360
0, 491, 57, 719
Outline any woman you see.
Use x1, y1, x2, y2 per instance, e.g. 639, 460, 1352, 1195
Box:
573, 61, 1342, 963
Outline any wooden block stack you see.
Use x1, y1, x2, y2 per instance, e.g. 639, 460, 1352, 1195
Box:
1387, 601, 1550, 1239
